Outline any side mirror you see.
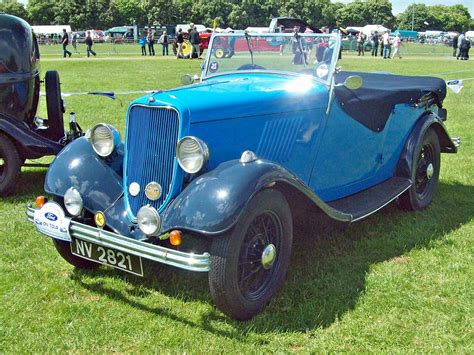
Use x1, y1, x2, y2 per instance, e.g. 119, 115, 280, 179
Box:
344, 75, 363, 90
181, 74, 200, 85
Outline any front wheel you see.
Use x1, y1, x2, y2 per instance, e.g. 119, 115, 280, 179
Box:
398, 128, 441, 210
209, 189, 293, 320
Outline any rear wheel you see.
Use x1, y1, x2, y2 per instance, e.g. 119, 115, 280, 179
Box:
52, 197, 98, 269
0, 133, 22, 196
209, 189, 293, 320
398, 128, 441, 210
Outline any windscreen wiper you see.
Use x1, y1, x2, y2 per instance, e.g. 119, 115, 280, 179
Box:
245, 31, 254, 66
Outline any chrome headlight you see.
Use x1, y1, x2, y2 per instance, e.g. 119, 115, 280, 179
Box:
89, 123, 120, 157
176, 136, 210, 174
64, 187, 83, 216
137, 205, 161, 236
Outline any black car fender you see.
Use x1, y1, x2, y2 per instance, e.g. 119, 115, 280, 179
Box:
0, 112, 62, 158
160, 158, 351, 236
395, 112, 457, 179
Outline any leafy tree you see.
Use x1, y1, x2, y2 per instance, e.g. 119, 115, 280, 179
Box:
0, 0, 29, 21
429, 4, 470, 32
365, 0, 395, 28
396, 3, 433, 31
27, 0, 57, 25
336, 0, 368, 27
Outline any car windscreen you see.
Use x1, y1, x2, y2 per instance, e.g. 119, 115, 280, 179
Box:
203, 33, 340, 85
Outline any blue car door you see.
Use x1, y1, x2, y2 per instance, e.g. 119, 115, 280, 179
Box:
308, 98, 387, 202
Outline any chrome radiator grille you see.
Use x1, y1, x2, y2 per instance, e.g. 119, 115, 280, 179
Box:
125, 106, 179, 217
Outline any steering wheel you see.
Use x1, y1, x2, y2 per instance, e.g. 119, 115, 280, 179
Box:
237, 64, 266, 70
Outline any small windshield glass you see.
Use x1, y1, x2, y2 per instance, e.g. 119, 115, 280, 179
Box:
203, 33, 340, 85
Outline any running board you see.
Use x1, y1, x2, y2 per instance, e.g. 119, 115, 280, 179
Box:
327, 177, 412, 222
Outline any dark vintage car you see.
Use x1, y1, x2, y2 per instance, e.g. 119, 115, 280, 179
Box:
0, 13, 82, 195
27, 32, 460, 320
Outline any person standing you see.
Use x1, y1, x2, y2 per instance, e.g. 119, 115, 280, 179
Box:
452, 34, 459, 57
457, 33, 465, 59
139, 33, 147, 56
371, 31, 378, 56
176, 28, 184, 58
382, 30, 391, 58
357, 32, 365, 56
61, 29, 72, 58
85, 31, 96, 57
71, 32, 78, 53
147, 30, 155, 56
189, 24, 200, 59
159, 30, 169, 56
392, 33, 402, 59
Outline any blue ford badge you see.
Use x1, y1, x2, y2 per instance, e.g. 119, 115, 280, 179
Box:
45, 212, 58, 221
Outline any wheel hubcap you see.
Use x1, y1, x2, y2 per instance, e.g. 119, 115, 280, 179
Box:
426, 163, 434, 180
238, 212, 282, 300
261, 244, 276, 269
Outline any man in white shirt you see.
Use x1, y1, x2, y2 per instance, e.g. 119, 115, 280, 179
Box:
382, 30, 391, 59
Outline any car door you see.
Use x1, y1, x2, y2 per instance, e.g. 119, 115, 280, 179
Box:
308, 97, 386, 202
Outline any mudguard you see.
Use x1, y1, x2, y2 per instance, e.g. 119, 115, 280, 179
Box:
161, 158, 351, 236
396, 112, 457, 179
44, 137, 139, 238
0, 112, 62, 158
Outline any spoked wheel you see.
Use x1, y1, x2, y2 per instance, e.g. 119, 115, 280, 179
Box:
0, 133, 22, 196
398, 128, 440, 211
209, 189, 293, 320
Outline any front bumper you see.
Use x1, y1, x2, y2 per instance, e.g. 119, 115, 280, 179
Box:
26, 204, 210, 272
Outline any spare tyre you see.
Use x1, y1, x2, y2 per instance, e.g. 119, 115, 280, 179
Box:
45, 70, 65, 142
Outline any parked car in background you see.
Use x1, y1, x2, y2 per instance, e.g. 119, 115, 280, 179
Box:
27, 31, 459, 320
89, 30, 105, 43
0, 14, 82, 196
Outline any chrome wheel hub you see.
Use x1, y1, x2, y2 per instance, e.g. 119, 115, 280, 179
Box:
261, 244, 276, 269
426, 163, 434, 180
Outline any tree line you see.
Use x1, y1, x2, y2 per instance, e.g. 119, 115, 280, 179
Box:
1, 0, 472, 33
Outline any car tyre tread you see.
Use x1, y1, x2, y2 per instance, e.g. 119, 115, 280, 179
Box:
398, 128, 441, 211
0, 133, 22, 196
208, 189, 293, 320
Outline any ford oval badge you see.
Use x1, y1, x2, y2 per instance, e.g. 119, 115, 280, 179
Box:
45, 212, 58, 221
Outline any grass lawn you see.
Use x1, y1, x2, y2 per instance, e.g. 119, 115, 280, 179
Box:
1, 48, 473, 352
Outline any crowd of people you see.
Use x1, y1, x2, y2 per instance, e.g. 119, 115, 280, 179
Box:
362, 30, 403, 59
56, 24, 471, 61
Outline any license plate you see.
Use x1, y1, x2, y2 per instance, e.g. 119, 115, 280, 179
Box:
34, 202, 71, 242
70, 238, 144, 276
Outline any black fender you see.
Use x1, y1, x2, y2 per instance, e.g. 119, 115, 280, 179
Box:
43, 137, 137, 238
396, 112, 457, 179
161, 158, 351, 236
0, 112, 62, 159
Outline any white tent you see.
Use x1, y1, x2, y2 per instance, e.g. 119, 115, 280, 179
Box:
244, 27, 269, 34
362, 24, 389, 37
32, 25, 71, 35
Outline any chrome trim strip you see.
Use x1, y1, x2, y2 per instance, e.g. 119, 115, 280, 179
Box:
26, 205, 210, 272
350, 183, 412, 222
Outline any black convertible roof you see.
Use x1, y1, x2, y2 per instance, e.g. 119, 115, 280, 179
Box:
334, 71, 446, 132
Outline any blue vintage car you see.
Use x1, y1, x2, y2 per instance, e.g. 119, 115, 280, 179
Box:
27, 32, 459, 320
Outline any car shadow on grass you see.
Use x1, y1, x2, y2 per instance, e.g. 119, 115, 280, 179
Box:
2, 168, 47, 203
69, 181, 473, 335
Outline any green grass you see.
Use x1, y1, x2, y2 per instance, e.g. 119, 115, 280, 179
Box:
1, 51, 473, 352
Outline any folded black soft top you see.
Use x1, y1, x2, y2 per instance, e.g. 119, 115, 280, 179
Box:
334, 71, 446, 132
